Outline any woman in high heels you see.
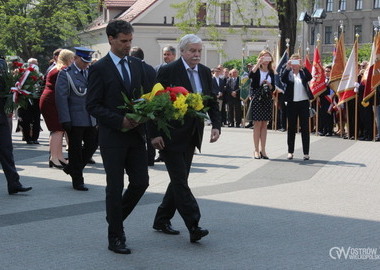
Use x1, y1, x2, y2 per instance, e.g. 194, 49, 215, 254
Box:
40, 49, 75, 168
248, 50, 275, 159
281, 54, 314, 161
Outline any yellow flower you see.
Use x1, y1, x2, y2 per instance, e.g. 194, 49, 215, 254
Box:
186, 93, 204, 111
141, 83, 165, 101
173, 94, 188, 119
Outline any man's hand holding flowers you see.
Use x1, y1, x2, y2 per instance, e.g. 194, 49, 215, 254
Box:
119, 83, 210, 139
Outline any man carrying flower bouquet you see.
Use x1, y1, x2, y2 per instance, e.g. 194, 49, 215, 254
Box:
0, 56, 32, 195
86, 20, 151, 255
149, 34, 221, 243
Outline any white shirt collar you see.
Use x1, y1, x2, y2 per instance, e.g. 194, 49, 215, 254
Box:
181, 57, 198, 72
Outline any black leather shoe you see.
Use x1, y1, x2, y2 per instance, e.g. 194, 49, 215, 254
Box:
108, 237, 131, 254
73, 184, 89, 191
245, 123, 253, 128
228, 124, 234, 127
8, 185, 32, 195
190, 227, 209, 243
153, 223, 180, 235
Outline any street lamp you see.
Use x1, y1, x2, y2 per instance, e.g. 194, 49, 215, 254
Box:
299, 8, 326, 47
337, 9, 349, 35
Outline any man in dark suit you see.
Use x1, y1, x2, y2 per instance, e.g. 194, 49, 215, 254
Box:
56, 47, 98, 191
211, 67, 225, 121
86, 20, 150, 254
0, 58, 32, 195
129, 46, 156, 166
149, 34, 221, 243
226, 68, 242, 127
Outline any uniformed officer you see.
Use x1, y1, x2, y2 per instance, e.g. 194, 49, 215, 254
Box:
55, 47, 98, 191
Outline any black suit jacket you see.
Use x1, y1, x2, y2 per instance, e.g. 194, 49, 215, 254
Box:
211, 76, 225, 96
149, 58, 221, 152
281, 68, 314, 102
248, 69, 275, 97
86, 53, 150, 147
226, 76, 241, 100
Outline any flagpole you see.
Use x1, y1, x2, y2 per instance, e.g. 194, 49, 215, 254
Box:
354, 33, 360, 141
315, 34, 321, 136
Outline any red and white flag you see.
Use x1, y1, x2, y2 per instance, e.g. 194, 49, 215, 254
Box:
361, 32, 378, 106
337, 39, 359, 105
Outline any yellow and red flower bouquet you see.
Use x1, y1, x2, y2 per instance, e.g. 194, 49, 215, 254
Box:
119, 83, 210, 138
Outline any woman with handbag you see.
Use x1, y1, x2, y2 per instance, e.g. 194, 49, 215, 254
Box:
248, 50, 275, 159
281, 54, 314, 160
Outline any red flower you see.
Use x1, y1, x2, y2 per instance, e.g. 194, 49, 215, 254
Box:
13, 62, 23, 67
168, 86, 189, 96
30, 75, 38, 81
18, 68, 25, 73
27, 67, 35, 72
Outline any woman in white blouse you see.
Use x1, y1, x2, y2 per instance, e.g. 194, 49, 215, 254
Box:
281, 54, 314, 160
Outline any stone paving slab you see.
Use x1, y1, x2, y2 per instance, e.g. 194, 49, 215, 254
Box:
1, 120, 380, 269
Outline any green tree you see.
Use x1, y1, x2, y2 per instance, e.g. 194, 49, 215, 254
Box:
0, 0, 98, 66
171, 0, 306, 56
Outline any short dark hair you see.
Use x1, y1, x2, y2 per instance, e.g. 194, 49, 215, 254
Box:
106, 19, 134, 38
130, 46, 144, 60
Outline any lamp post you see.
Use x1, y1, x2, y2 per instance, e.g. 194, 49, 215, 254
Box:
337, 10, 349, 37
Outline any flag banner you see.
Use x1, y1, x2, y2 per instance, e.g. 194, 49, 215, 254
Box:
337, 39, 358, 105
274, 50, 289, 91
329, 34, 346, 92
371, 32, 380, 90
361, 33, 378, 107
310, 47, 326, 98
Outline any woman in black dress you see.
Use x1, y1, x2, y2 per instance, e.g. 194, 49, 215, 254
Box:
249, 50, 275, 159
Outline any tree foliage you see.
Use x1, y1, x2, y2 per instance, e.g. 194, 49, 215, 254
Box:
0, 0, 98, 65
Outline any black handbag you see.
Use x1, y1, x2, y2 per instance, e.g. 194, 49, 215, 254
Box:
257, 73, 272, 101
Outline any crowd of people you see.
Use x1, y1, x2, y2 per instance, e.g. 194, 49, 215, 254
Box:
1, 18, 380, 255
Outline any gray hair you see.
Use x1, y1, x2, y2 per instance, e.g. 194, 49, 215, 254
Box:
163, 45, 176, 55
179, 34, 202, 52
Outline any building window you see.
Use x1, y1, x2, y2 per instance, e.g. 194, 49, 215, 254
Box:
375, 0, 380, 8
339, 0, 346, 10
325, 26, 333, 44
221, 3, 230, 26
354, 25, 362, 42
197, 3, 207, 25
326, 0, 334, 12
355, 0, 363, 9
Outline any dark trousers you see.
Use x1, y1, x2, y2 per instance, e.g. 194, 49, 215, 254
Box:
100, 137, 149, 238
228, 97, 242, 126
287, 100, 310, 155
153, 145, 200, 231
221, 99, 228, 124
318, 99, 333, 134
0, 113, 20, 189
66, 126, 98, 187
17, 101, 41, 141
359, 104, 374, 139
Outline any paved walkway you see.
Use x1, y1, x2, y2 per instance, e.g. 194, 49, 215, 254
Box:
1, 120, 380, 270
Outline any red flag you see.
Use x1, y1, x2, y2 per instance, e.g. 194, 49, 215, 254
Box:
304, 53, 312, 73
361, 32, 378, 107
309, 47, 326, 98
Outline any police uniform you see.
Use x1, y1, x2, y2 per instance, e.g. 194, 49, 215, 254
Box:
55, 47, 98, 191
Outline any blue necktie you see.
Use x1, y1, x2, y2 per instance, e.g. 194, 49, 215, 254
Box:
187, 68, 197, 92
119, 58, 131, 90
